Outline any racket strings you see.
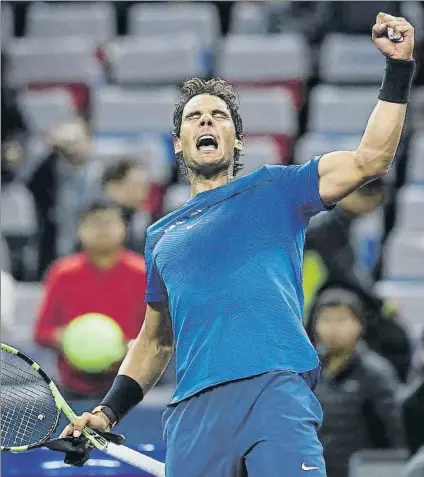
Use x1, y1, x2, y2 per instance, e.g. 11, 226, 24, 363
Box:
1, 349, 59, 448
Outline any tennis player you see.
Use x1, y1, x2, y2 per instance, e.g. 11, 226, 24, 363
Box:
61, 13, 415, 477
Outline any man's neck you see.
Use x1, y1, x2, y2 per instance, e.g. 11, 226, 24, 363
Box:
189, 169, 233, 199
86, 249, 122, 270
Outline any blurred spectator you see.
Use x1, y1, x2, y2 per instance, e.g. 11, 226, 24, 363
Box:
401, 330, 424, 457
304, 181, 412, 382
102, 156, 151, 255
311, 286, 404, 477
26, 118, 92, 279
1, 49, 28, 186
33, 200, 147, 398
1, 269, 16, 330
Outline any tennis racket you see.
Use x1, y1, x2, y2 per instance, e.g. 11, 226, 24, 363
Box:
0, 343, 165, 477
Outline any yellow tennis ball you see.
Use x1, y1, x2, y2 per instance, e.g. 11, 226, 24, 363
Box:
62, 313, 126, 373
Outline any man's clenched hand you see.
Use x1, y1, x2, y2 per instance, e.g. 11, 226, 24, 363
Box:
372, 12, 415, 60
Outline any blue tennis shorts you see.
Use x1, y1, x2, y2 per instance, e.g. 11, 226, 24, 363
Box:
162, 369, 326, 477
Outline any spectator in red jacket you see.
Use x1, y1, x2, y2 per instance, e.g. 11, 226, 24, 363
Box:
34, 200, 147, 399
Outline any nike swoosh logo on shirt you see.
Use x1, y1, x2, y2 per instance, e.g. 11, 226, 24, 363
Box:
302, 463, 320, 471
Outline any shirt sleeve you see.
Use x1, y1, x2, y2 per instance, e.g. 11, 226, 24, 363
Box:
266, 156, 334, 222
144, 230, 167, 303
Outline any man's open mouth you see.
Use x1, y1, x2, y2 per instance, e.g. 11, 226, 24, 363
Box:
196, 135, 218, 150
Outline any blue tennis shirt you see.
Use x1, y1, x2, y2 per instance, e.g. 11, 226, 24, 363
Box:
145, 156, 329, 404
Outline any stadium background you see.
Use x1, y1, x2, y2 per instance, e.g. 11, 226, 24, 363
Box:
1, 1, 424, 476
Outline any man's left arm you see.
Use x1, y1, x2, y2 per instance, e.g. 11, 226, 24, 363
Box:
318, 13, 416, 207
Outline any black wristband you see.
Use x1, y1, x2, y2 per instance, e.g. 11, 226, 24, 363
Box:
378, 58, 416, 104
100, 375, 144, 424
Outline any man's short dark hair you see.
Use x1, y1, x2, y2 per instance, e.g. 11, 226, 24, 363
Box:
79, 199, 124, 223
101, 157, 140, 187
173, 77, 244, 179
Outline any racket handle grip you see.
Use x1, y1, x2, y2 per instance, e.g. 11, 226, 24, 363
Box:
387, 27, 403, 42
104, 442, 165, 477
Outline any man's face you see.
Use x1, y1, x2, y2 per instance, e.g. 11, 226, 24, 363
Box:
315, 305, 363, 353
107, 166, 148, 210
78, 209, 126, 253
174, 94, 243, 178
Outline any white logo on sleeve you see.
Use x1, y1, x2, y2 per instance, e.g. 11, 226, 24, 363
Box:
302, 463, 320, 471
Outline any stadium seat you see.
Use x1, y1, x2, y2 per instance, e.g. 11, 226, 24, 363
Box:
1, 183, 38, 281
238, 88, 297, 162
396, 185, 424, 232
7, 37, 98, 87
128, 2, 220, 48
90, 136, 172, 184
1, 234, 12, 273
163, 184, 191, 214
319, 34, 385, 84
239, 137, 281, 176
375, 281, 424, 336
294, 132, 361, 165
7, 36, 101, 110
1, 2, 13, 44
111, 34, 207, 86
26, 3, 115, 43
0, 183, 38, 240
92, 86, 177, 135
308, 85, 377, 134
14, 282, 42, 328
349, 449, 408, 477
383, 230, 424, 280
239, 88, 297, 136
18, 89, 77, 134
217, 33, 311, 108
407, 133, 424, 184
3, 283, 49, 359
229, 2, 268, 35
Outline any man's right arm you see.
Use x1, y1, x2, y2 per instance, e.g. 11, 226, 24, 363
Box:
60, 301, 174, 437
118, 300, 174, 395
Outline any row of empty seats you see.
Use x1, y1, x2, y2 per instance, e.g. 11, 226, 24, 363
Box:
16, 83, 399, 137
4, 32, 396, 89
16, 83, 424, 182
18, 82, 422, 141
2, 2, 221, 46
6, 1, 422, 44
